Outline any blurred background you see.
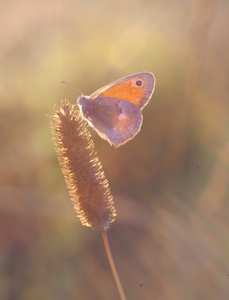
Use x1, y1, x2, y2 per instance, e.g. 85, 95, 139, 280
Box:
1, 0, 229, 299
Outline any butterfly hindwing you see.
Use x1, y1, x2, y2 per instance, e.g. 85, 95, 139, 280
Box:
79, 95, 142, 147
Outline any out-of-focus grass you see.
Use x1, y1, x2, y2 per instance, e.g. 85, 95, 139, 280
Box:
0, 0, 229, 299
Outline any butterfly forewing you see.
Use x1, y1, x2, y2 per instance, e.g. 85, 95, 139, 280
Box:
90, 72, 155, 109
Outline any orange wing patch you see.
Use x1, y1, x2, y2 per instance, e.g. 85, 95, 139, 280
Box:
99, 79, 146, 107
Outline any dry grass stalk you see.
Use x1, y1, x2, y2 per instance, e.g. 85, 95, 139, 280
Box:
50, 100, 116, 231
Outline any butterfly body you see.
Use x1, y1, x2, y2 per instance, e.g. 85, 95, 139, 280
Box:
77, 72, 155, 147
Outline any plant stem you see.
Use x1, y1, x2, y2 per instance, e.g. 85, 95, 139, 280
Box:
102, 230, 127, 300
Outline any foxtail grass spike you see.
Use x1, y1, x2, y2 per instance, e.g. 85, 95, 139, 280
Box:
50, 100, 116, 231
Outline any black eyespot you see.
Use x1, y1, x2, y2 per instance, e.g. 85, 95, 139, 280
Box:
136, 80, 143, 86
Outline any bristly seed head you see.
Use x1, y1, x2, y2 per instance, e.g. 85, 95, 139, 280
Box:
50, 100, 116, 231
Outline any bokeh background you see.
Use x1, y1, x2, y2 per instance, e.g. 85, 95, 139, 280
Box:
1, 0, 229, 299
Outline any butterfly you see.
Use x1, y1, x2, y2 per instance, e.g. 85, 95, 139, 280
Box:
63, 72, 155, 147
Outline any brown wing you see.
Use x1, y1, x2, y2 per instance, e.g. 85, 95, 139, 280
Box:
79, 96, 142, 147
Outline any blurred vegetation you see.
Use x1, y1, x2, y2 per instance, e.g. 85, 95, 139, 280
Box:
1, 0, 229, 299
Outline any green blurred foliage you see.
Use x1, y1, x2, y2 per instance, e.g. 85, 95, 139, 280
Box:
0, 0, 229, 299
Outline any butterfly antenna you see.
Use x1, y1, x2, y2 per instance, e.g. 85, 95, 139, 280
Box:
60, 81, 83, 96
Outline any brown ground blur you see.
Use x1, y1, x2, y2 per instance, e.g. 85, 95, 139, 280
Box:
1, 0, 229, 299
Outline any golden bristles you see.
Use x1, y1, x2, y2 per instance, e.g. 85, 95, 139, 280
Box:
50, 100, 116, 231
